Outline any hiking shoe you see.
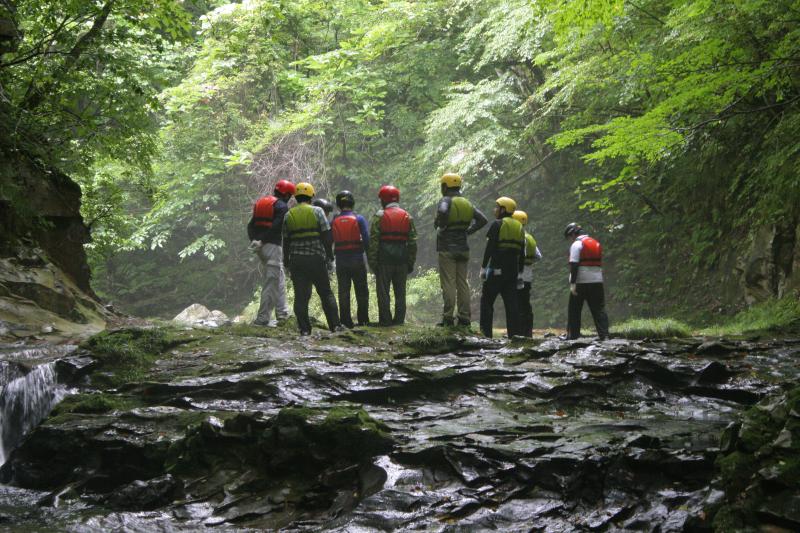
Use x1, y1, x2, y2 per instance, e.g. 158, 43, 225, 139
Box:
457, 319, 471, 327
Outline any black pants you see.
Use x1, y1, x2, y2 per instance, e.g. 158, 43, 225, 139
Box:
336, 262, 369, 328
518, 282, 533, 338
480, 276, 519, 338
376, 263, 407, 326
567, 282, 610, 339
288, 255, 340, 334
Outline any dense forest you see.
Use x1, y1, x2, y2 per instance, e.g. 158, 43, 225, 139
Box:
2, 0, 799, 326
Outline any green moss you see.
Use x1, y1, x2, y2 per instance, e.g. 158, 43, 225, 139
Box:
403, 328, 463, 354
81, 327, 189, 387
612, 318, 692, 339
716, 451, 757, 495
323, 407, 391, 437
700, 296, 800, 337
51, 392, 138, 416
711, 505, 752, 533
738, 406, 778, 453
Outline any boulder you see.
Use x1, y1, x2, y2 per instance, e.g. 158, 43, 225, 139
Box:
172, 304, 229, 328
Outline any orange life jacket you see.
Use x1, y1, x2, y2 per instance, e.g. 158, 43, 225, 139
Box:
252, 196, 277, 228
332, 213, 363, 252
579, 236, 602, 267
379, 206, 410, 242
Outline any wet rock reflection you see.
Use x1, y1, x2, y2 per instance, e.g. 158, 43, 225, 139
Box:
0, 326, 797, 530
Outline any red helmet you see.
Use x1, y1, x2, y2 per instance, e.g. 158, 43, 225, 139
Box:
378, 185, 400, 204
274, 179, 295, 196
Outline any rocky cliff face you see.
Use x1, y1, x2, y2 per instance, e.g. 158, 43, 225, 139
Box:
0, 148, 109, 341
739, 222, 800, 305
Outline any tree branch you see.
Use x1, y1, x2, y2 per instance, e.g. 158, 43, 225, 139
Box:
21, 0, 116, 111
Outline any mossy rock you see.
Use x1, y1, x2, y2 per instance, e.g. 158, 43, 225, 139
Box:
80, 327, 191, 387
50, 392, 139, 416
738, 405, 779, 453
166, 408, 394, 481
403, 328, 464, 354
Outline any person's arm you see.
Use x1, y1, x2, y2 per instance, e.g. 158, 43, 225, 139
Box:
367, 215, 381, 271
247, 218, 256, 241
314, 207, 333, 261
482, 221, 500, 269
406, 216, 417, 271
282, 217, 291, 266
434, 197, 450, 229
321, 230, 334, 261
568, 240, 582, 284
467, 206, 488, 235
357, 214, 369, 251
270, 202, 287, 242
534, 246, 543, 262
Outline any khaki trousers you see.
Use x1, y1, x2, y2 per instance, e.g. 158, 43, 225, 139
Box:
438, 251, 470, 322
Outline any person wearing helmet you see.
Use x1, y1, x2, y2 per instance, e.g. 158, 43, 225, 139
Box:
564, 222, 609, 340
312, 198, 334, 223
282, 182, 343, 335
434, 173, 488, 328
479, 197, 525, 338
247, 179, 295, 327
368, 185, 417, 326
512, 210, 542, 337
331, 190, 370, 328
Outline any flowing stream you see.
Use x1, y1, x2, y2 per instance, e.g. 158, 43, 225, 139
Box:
0, 345, 75, 465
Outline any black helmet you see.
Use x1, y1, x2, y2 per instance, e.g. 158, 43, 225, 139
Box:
335, 190, 355, 209
312, 198, 333, 214
564, 222, 582, 238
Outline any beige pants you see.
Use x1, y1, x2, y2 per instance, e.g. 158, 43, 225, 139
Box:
438, 251, 470, 322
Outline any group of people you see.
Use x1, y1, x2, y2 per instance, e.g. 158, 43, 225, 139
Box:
247, 173, 609, 339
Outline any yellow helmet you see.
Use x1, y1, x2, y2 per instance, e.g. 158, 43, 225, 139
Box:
495, 196, 516, 213
440, 173, 462, 188
512, 210, 528, 225
295, 182, 315, 198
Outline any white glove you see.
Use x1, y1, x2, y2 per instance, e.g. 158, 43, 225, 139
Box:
516, 277, 524, 289
480, 268, 487, 281
327, 259, 335, 274
249, 240, 262, 253
570, 283, 578, 296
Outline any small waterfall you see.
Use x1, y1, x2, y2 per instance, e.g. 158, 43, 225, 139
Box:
0, 362, 68, 465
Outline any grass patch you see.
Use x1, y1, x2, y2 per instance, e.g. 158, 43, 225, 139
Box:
50, 392, 139, 416
612, 318, 692, 339
81, 327, 185, 387
700, 296, 800, 336
403, 328, 463, 354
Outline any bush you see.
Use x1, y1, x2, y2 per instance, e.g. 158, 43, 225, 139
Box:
701, 295, 800, 336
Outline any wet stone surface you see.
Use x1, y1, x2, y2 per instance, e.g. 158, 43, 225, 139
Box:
0, 325, 799, 531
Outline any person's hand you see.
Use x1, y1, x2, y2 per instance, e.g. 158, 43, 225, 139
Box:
570, 283, 578, 296
327, 259, 335, 274
516, 277, 524, 289
249, 240, 262, 253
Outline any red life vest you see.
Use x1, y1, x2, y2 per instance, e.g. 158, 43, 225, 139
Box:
380, 206, 411, 242
252, 196, 277, 228
579, 236, 602, 267
332, 213, 363, 252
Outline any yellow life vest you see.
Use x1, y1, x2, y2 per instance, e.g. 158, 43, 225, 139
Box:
497, 217, 524, 251
285, 204, 320, 240
444, 196, 474, 231
524, 232, 538, 265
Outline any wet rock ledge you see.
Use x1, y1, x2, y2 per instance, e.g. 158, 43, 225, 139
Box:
0, 324, 799, 531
